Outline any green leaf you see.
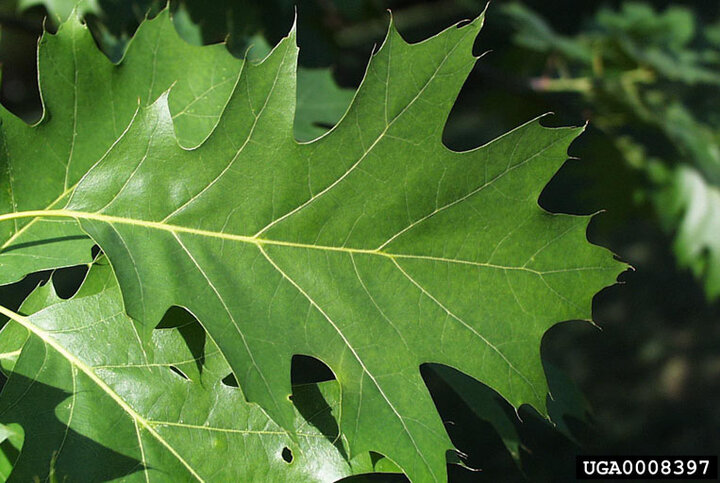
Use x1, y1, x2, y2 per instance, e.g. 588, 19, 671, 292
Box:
652, 104, 720, 299
19, 0, 100, 20
429, 361, 592, 464
501, 3, 594, 64
296, 69, 354, 142
0, 8, 354, 287
0, 423, 23, 480
657, 165, 720, 298
0, 9, 246, 285
6, 14, 623, 482
0, 270, 64, 376
545, 362, 592, 443
614, 107, 720, 299
235, 36, 354, 143
0, 260, 387, 481
0, 11, 624, 482
503, 2, 720, 300
429, 365, 522, 461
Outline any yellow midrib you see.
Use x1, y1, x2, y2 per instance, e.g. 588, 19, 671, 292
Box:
0, 208, 542, 274
0, 188, 75, 251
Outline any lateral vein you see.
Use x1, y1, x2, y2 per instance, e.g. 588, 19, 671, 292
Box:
0, 304, 205, 482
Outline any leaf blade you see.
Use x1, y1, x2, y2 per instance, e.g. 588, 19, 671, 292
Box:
0, 263, 383, 481
55, 12, 624, 481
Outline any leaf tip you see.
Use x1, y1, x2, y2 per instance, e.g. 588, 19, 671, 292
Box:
290, 6, 298, 37
382, 9, 402, 47
386, 8, 395, 30
456, 6, 487, 41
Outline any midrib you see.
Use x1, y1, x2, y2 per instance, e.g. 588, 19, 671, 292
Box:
0, 208, 542, 274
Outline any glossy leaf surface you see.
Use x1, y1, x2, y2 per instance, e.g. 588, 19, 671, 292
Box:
32, 13, 626, 481
0, 261, 381, 481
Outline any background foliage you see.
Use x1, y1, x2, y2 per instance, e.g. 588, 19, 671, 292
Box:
0, 0, 718, 481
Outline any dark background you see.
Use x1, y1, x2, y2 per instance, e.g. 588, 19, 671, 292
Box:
0, 0, 718, 481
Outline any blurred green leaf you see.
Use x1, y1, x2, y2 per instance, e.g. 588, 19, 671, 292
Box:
19, 0, 99, 20
504, 1, 720, 300
657, 166, 720, 298
545, 362, 592, 442
430, 365, 522, 461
